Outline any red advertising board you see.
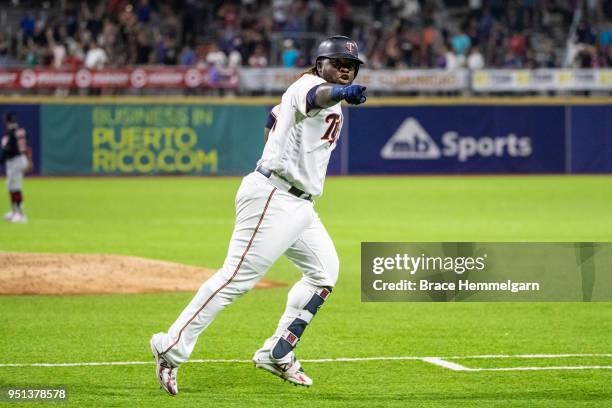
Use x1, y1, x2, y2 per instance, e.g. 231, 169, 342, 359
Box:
0, 67, 238, 89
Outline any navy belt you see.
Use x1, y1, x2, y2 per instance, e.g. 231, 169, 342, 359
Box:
256, 165, 312, 201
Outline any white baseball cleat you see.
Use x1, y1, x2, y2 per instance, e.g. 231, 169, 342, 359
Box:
253, 352, 313, 387
3, 211, 14, 221
150, 334, 178, 396
9, 212, 27, 224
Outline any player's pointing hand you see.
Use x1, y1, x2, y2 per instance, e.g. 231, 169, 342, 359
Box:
330, 84, 367, 105
343, 85, 367, 105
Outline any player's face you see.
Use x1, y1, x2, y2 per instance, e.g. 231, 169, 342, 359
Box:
318, 58, 357, 85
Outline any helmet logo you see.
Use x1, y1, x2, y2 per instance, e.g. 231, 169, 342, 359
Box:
345, 42, 356, 54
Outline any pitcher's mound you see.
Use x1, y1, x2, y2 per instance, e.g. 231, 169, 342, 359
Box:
0, 252, 285, 295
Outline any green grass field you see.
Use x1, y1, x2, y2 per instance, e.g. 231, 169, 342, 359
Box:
1, 176, 612, 407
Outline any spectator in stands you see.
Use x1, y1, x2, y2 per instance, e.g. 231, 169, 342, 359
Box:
272, 0, 291, 28
81, 1, 104, 44
576, 20, 597, 45
282, 1, 308, 35
206, 43, 228, 68
600, 27, 612, 66
507, 29, 527, 66
64, 44, 84, 70
421, 19, 438, 67
398, 28, 421, 67
307, 0, 328, 34
32, 20, 49, 60
136, 0, 152, 24
467, 46, 485, 69
368, 48, 385, 70
2, 0, 611, 73
282, 39, 299, 68
47, 29, 67, 69
248, 44, 268, 67
84, 39, 108, 69
0, 33, 9, 67
503, 48, 523, 68
134, 29, 153, 65
540, 38, 558, 67
601, 28, 612, 48
155, 34, 178, 65
573, 44, 598, 68
438, 43, 461, 70
601, 44, 612, 67
486, 20, 507, 67
384, 31, 402, 68
451, 27, 472, 57
227, 38, 243, 69
179, 45, 196, 66
394, 0, 421, 24
469, 0, 483, 19
335, 0, 353, 37
23, 40, 39, 67
65, 28, 85, 67
20, 12, 36, 45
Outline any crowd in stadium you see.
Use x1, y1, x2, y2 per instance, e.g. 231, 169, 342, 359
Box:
0, 0, 611, 70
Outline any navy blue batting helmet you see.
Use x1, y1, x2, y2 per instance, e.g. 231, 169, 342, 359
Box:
316, 36, 364, 65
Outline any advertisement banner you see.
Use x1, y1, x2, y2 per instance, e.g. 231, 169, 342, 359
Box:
0, 68, 239, 89
472, 69, 612, 92
240, 68, 468, 92
361, 242, 612, 302
0, 104, 41, 175
570, 105, 612, 173
41, 104, 267, 175
348, 105, 566, 173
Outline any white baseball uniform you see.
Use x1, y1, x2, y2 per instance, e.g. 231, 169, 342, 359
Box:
155, 73, 342, 366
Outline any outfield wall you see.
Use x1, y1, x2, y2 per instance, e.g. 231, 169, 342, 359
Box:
1, 98, 610, 175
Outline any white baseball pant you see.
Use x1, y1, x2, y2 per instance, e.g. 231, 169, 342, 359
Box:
6, 154, 28, 191
157, 171, 339, 366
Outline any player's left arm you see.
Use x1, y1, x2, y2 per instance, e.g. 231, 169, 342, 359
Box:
263, 105, 280, 143
263, 111, 275, 143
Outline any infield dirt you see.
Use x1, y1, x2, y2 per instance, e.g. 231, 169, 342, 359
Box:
0, 252, 284, 295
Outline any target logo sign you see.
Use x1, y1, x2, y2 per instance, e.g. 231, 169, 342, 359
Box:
75, 69, 92, 88
130, 69, 147, 88
19, 70, 36, 88
185, 69, 202, 88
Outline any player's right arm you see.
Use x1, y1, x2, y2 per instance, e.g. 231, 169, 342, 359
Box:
307, 83, 367, 111
16, 128, 27, 154
0, 134, 5, 165
292, 76, 367, 118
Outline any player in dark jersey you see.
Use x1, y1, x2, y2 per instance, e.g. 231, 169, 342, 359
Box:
1, 112, 29, 223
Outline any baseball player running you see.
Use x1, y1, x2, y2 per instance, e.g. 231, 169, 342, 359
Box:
1, 112, 29, 224
150, 36, 367, 395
